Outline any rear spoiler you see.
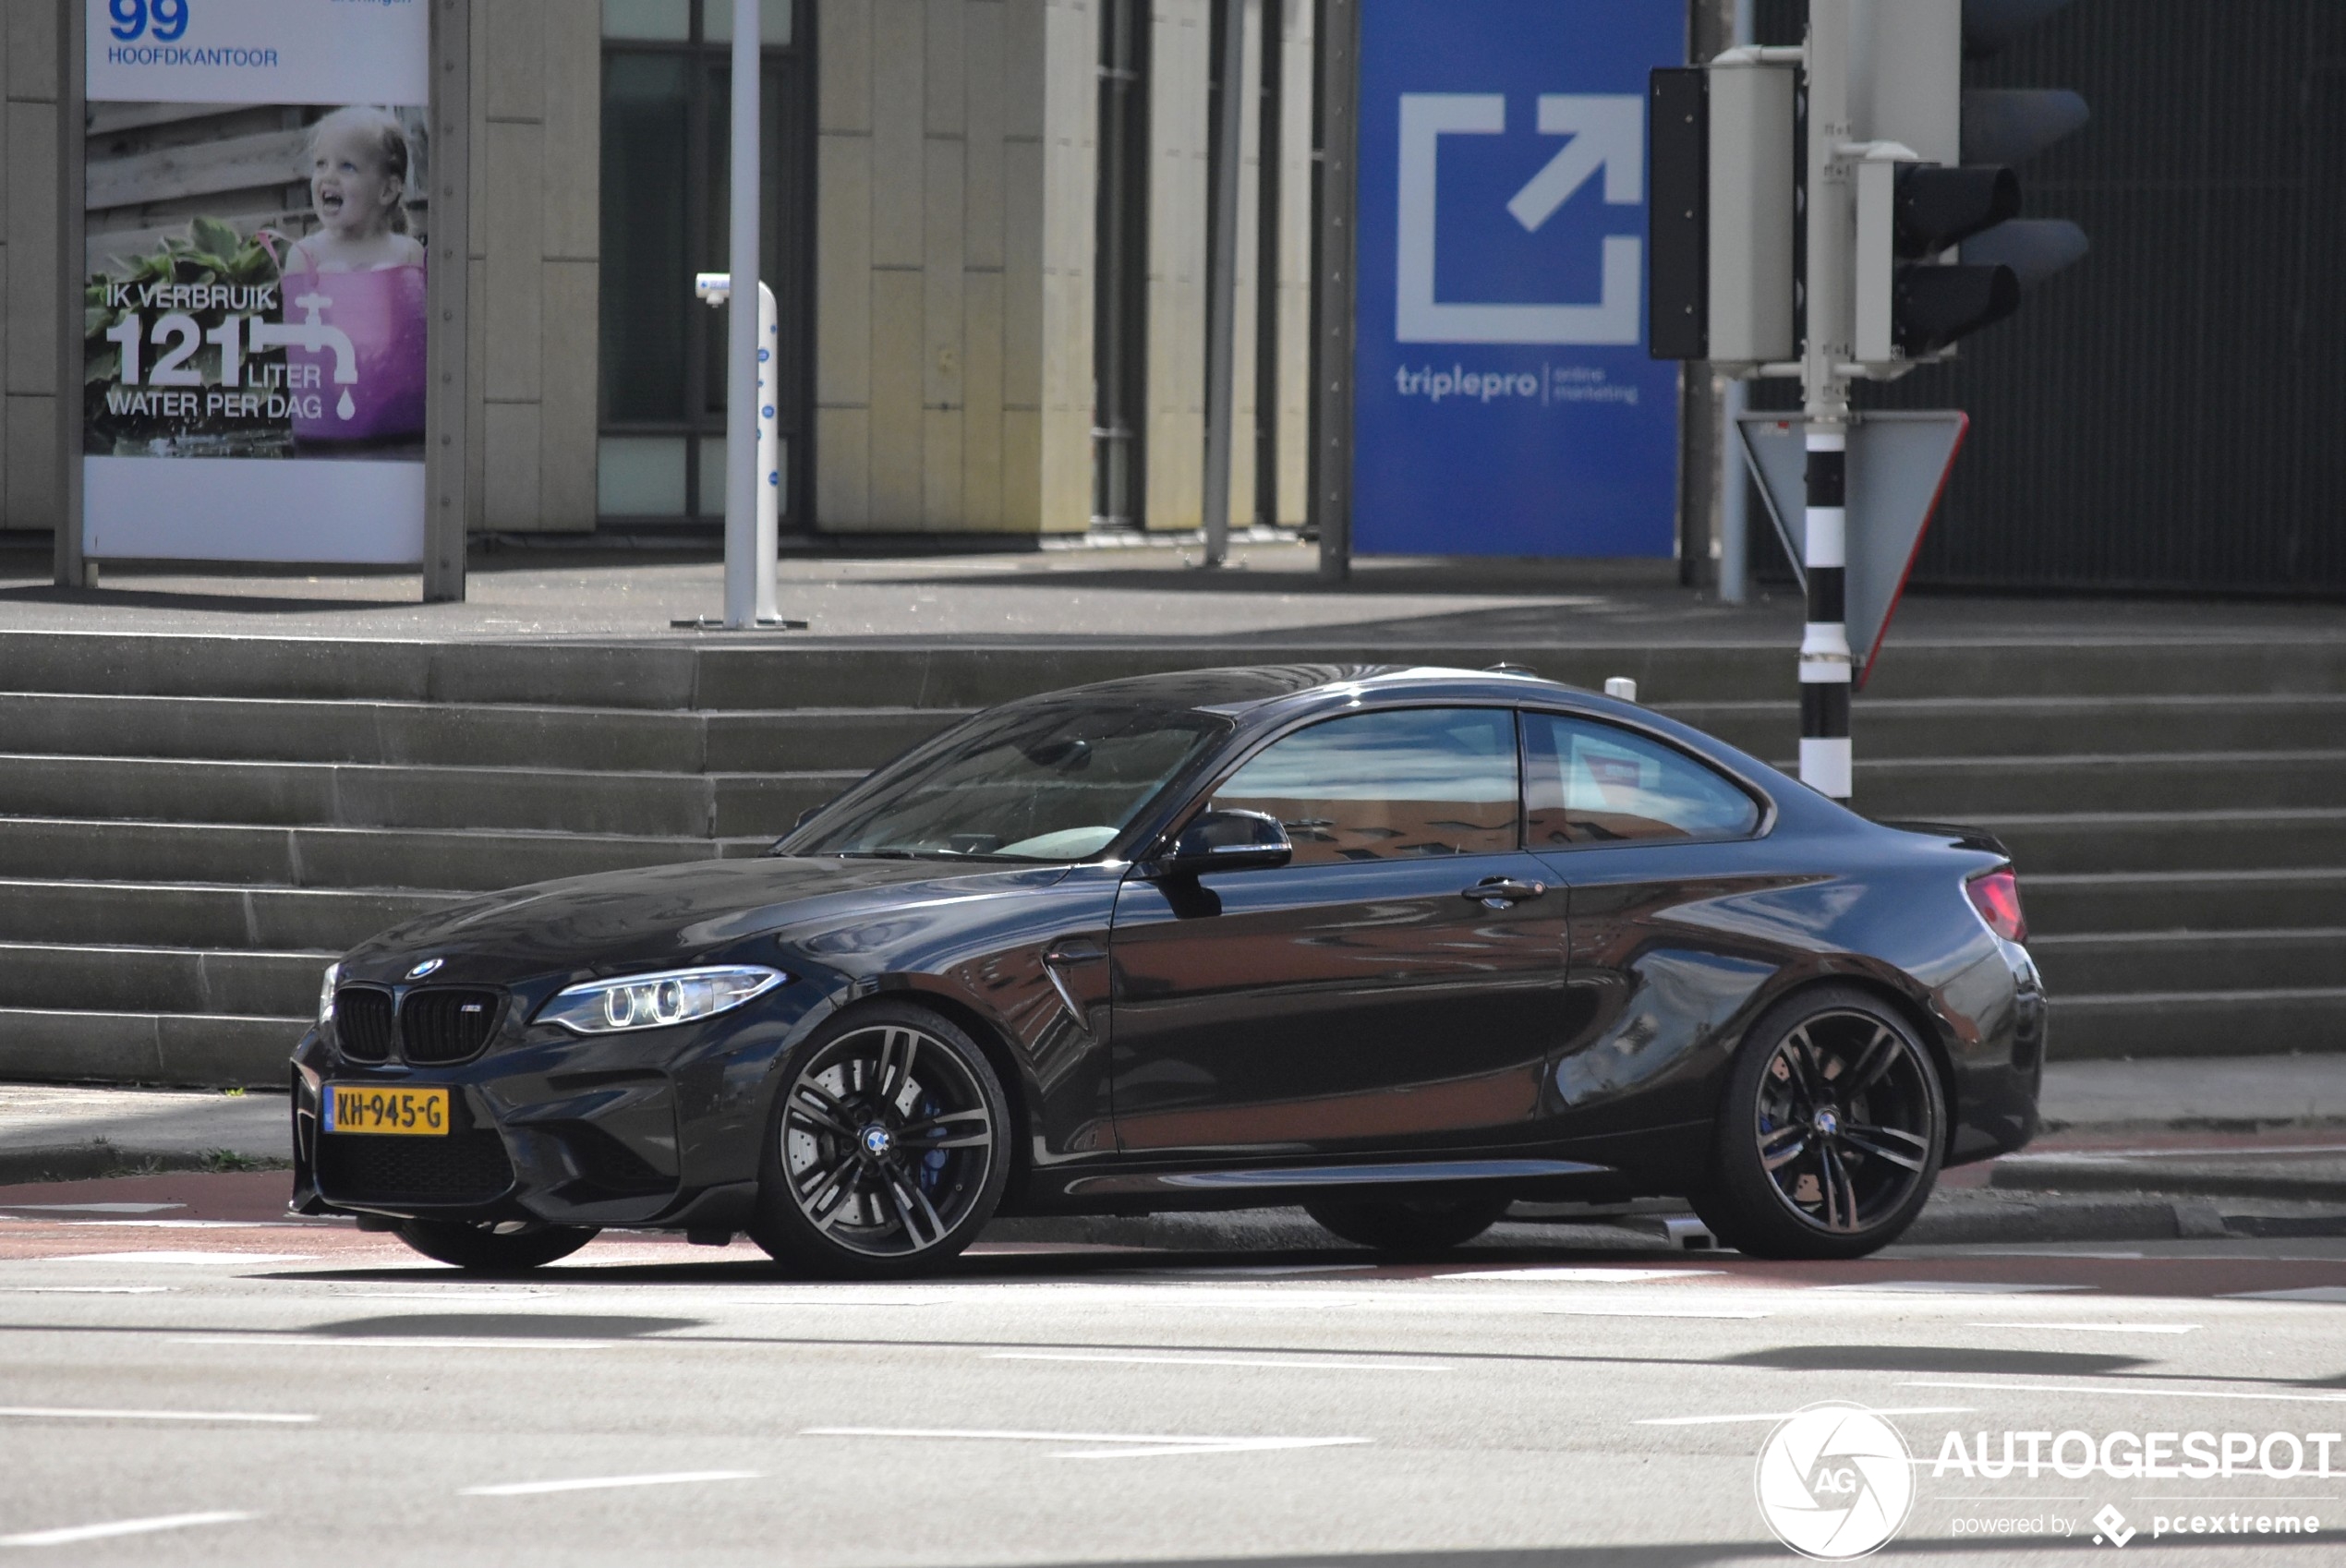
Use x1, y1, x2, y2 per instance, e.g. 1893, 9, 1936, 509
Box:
1869, 818, 2013, 860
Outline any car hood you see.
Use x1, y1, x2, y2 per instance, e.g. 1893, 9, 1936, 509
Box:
339, 855, 1074, 983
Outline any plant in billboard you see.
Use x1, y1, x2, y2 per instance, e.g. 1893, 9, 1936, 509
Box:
84, 216, 294, 460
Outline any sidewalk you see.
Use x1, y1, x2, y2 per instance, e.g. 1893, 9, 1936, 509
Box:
5, 1056, 2340, 1245
6, 540, 2345, 645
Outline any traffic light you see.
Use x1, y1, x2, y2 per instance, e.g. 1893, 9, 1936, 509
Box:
1854, 0, 2088, 363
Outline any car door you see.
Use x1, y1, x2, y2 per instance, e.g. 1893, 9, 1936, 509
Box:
1107, 706, 1568, 1158
1519, 708, 1791, 1139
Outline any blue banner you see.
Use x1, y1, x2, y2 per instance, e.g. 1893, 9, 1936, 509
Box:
1353, 0, 1686, 557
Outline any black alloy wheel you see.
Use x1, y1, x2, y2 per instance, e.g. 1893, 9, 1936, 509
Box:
1692, 985, 1945, 1260
1304, 1193, 1511, 1254
750, 1003, 1011, 1279
393, 1218, 599, 1272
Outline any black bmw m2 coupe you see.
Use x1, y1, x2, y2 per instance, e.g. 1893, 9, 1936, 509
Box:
292, 665, 2044, 1275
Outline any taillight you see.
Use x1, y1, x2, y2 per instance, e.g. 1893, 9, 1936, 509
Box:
1966, 867, 2027, 944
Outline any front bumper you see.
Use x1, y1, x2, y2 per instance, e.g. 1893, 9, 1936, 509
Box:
290, 984, 823, 1231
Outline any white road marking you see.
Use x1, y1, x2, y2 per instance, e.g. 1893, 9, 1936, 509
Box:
2000, 1141, 2346, 1161
2223, 1286, 2346, 1303
0, 1202, 183, 1213
1140, 1264, 1376, 1277
1967, 1321, 2200, 1334
1816, 1280, 2087, 1295
461, 1470, 760, 1497
0, 1511, 254, 1548
1902, 1380, 2346, 1406
168, 1334, 613, 1351
1535, 1305, 1769, 1320
0, 1286, 171, 1295
804, 1426, 1369, 1460
1638, 1405, 1975, 1427
40, 1251, 313, 1265
0, 1405, 314, 1424
1936, 1249, 2147, 1260
1439, 1267, 1723, 1283
986, 1351, 1447, 1373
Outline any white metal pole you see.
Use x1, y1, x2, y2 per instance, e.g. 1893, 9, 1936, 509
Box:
1200, 0, 1248, 568
722, 0, 763, 628
1799, 0, 1856, 801
756, 281, 780, 623
1716, 0, 1756, 607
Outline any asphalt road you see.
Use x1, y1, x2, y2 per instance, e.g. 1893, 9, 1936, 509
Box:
1, 1176, 2342, 1567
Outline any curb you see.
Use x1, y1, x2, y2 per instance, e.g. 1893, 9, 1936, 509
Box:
0, 1143, 290, 1187
1990, 1159, 2346, 1207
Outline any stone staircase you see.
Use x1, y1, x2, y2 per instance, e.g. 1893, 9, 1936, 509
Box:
0, 628, 2338, 1084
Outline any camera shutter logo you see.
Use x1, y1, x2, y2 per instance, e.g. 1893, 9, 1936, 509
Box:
1753, 1403, 1916, 1559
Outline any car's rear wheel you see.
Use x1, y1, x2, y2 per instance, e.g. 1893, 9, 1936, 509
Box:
1692, 986, 1945, 1260
749, 1003, 1011, 1279
1304, 1193, 1510, 1254
393, 1219, 599, 1272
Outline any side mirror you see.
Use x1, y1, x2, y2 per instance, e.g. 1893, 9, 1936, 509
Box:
1149, 809, 1293, 878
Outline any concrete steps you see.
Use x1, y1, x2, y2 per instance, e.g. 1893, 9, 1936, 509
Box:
0, 626, 2337, 1082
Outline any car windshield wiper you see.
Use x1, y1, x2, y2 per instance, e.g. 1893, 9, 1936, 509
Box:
834, 849, 922, 859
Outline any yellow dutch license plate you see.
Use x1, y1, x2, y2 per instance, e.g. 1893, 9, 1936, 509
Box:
324, 1085, 450, 1136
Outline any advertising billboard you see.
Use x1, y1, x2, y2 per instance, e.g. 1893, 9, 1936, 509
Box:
80, 0, 432, 563
1352, 0, 1685, 557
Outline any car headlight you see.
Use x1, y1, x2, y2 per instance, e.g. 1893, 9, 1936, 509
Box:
533, 965, 786, 1035
318, 962, 339, 1025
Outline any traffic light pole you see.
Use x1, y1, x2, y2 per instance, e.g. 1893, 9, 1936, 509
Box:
1798, 0, 1855, 802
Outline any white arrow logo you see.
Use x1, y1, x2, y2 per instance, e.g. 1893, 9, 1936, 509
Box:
1395, 92, 1645, 345
1506, 95, 1646, 230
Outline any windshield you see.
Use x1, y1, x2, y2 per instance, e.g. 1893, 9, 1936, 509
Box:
786, 701, 1229, 862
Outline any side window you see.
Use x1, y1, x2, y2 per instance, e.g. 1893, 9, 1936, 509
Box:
1521, 712, 1760, 847
1211, 708, 1519, 866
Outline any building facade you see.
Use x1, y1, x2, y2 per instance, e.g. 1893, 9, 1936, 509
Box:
0, 0, 1317, 549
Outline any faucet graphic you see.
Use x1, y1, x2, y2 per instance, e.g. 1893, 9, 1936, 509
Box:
248, 292, 360, 422
248, 294, 358, 380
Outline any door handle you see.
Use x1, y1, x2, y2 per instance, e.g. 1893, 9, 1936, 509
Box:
1462, 877, 1546, 908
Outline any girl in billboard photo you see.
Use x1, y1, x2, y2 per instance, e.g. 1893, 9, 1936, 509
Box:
279, 105, 429, 452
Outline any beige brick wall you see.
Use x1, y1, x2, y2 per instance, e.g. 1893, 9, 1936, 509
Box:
816, 0, 1096, 534
2, 6, 62, 534
467, 0, 600, 534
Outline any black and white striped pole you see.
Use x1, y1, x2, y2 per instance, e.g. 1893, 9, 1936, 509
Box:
1799, 0, 1856, 802
1799, 426, 1853, 800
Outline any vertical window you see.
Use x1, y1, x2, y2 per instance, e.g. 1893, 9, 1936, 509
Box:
1520, 712, 1760, 847
1212, 708, 1521, 865
599, 0, 809, 527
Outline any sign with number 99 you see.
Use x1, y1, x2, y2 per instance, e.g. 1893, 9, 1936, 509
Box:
110, 0, 190, 43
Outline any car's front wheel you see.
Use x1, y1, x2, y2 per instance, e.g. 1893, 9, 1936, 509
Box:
393, 1219, 599, 1272
1692, 985, 1945, 1260
749, 1003, 1012, 1279
1304, 1193, 1510, 1254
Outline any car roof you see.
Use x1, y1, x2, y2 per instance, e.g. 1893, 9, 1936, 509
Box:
1037, 663, 1569, 714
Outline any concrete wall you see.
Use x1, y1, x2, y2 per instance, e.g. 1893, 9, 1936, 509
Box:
815, 0, 1098, 535
2, 6, 62, 535
468, 0, 601, 534
1142, 0, 1203, 532
1271, 0, 1311, 528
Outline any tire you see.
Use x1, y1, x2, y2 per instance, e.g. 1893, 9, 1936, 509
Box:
394, 1218, 599, 1272
748, 1002, 1012, 1280
1304, 1193, 1510, 1254
1691, 985, 1946, 1260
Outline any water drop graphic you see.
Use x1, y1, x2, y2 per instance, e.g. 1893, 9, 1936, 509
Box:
336, 390, 357, 420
